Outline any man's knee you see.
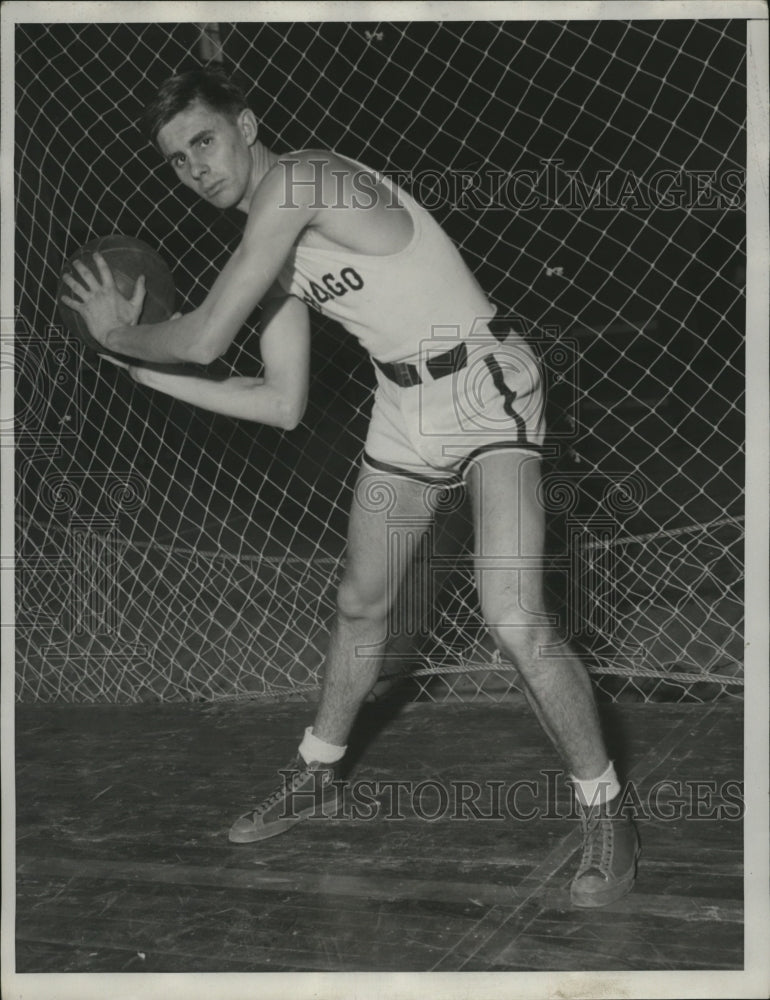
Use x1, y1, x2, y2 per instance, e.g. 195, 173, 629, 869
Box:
483, 602, 556, 669
335, 578, 390, 623
488, 621, 537, 658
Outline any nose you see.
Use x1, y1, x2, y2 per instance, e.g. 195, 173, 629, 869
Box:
189, 158, 208, 182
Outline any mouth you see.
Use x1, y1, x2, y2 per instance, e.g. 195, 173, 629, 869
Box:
203, 182, 224, 198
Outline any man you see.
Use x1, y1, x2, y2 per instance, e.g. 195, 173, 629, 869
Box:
60, 67, 639, 908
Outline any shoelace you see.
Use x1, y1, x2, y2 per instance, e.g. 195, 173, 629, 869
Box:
577, 810, 615, 876
249, 761, 331, 818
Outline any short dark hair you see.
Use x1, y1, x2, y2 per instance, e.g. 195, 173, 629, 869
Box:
142, 66, 249, 146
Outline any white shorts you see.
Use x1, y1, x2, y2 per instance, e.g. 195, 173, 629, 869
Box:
363, 329, 546, 485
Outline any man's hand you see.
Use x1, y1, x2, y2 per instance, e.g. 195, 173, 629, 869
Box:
60, 252, 146, 348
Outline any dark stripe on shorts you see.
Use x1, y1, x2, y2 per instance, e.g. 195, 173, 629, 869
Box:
458, 441, 545, 479
483, 354, 528, 442
362, 452, 465, 488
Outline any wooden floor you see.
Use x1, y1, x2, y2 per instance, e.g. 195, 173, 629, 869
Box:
14, 695, 743, 973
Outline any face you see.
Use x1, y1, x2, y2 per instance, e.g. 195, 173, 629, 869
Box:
157, 99, 257, 210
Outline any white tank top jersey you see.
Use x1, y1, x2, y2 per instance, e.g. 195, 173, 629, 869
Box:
275, 153, 498, 364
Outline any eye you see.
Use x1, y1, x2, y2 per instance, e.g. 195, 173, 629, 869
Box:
199, 136, 212, 149
171, 154, 186, 169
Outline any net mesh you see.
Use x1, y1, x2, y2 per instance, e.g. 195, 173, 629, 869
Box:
14, 19, 745, 703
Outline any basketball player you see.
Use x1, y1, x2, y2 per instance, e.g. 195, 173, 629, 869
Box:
60, 67, 639, 908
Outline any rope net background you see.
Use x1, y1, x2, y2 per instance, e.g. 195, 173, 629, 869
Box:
15, 19, 745, 703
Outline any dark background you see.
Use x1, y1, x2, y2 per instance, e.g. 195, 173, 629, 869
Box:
14, 20, 746, 700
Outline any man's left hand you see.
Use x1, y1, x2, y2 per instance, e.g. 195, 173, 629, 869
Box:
60, 252, 146, 348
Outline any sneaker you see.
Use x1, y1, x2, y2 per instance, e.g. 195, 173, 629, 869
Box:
228, 756, 342, 844
570, 802, 640, 908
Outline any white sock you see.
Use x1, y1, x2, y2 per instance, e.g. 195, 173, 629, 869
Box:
298, 726, 347, 765
571, 760, 621, 808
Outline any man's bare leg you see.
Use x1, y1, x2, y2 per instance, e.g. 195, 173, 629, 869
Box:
312, 468, 437, 744
229, 466, 435, 841
467, 450, 608, 778
466, 450, 639, 906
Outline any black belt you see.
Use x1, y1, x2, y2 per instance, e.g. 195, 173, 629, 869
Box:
374, 319, 515, 388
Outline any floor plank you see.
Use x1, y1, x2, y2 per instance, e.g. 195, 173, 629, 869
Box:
15, 699, 744, 972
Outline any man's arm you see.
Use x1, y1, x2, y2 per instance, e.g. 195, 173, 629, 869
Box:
62, 162, 318, 365
108, 292, 311, 429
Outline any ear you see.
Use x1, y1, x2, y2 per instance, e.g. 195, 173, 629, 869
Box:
238, 109, 259, 146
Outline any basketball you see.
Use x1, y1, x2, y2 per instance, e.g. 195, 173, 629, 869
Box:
57, 234, 176, 353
